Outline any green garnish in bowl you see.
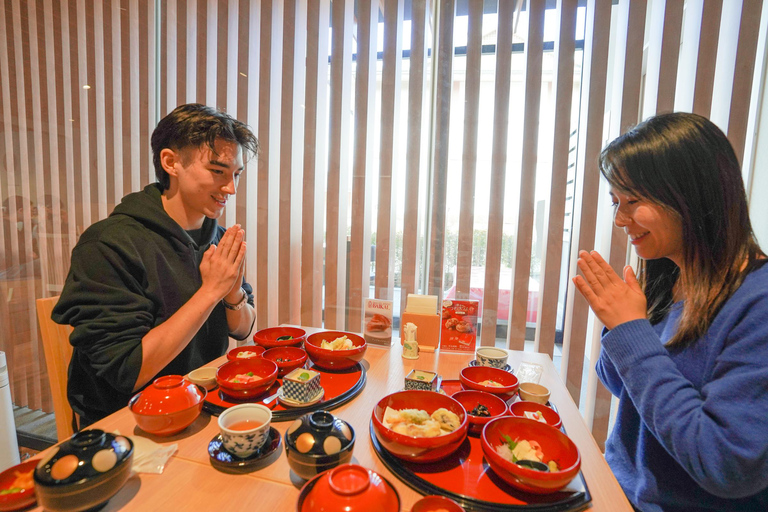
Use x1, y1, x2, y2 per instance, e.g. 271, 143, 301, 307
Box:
502, 434, 519, 462
276, 335, 293, 341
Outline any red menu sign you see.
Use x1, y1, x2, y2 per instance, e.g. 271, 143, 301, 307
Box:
440, 299, 478, 352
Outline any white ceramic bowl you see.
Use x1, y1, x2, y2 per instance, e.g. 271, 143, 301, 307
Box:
475, 347, 509, 368
218, 404, 272, 458
518, 382, 551, 405
186, 367, 218, 390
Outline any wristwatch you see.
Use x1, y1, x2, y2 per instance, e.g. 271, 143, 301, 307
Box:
222, 289, 247, 311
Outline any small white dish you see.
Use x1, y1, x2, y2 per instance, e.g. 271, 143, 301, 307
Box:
277, 386, 324, 407
186, 367, 218, 390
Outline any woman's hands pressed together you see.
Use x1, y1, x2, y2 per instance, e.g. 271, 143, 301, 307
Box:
572, 250, 647, 330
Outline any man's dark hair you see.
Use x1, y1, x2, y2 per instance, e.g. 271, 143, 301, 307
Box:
151, 103, 259, 191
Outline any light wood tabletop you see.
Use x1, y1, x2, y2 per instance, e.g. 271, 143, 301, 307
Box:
29, 331, 633, 512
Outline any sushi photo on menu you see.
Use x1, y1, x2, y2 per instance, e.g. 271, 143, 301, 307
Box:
364, 299, 393, 346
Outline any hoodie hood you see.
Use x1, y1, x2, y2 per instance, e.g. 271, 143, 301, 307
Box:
110, 183, 218, 250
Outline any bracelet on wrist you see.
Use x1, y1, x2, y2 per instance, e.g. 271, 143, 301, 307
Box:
222, 289, 247, 311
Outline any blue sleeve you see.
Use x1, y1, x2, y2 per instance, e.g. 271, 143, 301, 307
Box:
595, 345, 624, 396
602, 308, 768, 499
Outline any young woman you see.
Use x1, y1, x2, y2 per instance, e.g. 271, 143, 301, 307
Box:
573, 112, 768, 512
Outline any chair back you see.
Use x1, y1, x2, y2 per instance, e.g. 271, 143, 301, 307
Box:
35, 296, 75, 441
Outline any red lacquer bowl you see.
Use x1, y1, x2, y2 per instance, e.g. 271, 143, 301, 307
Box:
459, 366, 519, 397
305, 331, 367, 371
129, 375, 206, 436
226, 345, 266, 361
215, 358, 278, 400
481, 417, 581, 494
451, 390, 508, 435
509, 401, 562, 429
253, 326, 306, 349
371, 390, 468, 463
412, 495, 466, 512
297, 464, 400, 512
0, 459, 37, 512
262, 346, 308, 377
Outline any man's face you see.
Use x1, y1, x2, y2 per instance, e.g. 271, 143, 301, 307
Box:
170, 139, 244, 227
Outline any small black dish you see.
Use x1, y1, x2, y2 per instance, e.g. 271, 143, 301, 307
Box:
208, 427, 282, 473
468, 360, 512, 372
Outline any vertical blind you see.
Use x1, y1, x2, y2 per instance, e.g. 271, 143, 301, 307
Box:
0, 0, 764, 449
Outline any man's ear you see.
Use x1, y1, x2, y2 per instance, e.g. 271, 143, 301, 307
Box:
160, 148, 181, 177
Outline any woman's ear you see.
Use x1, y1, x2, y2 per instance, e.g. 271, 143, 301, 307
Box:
160, 148, 181, 177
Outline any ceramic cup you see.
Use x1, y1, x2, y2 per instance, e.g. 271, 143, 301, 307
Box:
475, 347, 509, 368
518, 382, 551, 405
218, 403, 272, 458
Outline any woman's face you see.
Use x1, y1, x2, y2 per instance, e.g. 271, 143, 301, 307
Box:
610, 188, 685, 268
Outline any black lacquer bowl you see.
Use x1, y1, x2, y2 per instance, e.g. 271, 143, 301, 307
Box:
285, 410, 355, 480
33, 429, 133, 512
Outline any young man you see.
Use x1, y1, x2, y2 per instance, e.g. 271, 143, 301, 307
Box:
53, 104, 258, 426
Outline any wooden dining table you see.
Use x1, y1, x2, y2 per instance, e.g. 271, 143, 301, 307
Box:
28, 329, 633, 512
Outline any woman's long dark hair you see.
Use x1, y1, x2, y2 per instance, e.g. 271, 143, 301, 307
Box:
599, 112, 765, 348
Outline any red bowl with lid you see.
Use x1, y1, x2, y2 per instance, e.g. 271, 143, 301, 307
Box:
371, 390, 468, 463
509, 401, 562, 429
253, 326, 306, 349
481, 416, 580, 494
262, 346, 307, 377
452, 390, 508, 435
128, 375, 206, 436
215, 358, 278, 399
226, 345, 266, 361
459, 365, 519, 398
305, 331, 367, 370
297, 464, 400, 512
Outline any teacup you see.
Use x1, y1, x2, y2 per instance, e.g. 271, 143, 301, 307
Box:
475, 347, 509, 368
518, 382, 551, 405
218, 403, 272, 458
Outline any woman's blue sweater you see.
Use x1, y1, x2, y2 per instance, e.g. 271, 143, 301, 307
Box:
597, 262, 768, 512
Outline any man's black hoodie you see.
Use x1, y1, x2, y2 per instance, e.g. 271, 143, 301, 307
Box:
53, 184, 252, 425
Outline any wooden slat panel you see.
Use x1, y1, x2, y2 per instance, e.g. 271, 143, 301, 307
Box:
507, 0, 545, 352
43, 0, 68, 290
301, 0, 330, 328
374, 0, 404, 304
186, 0, 197, 103
588, 0, 646, 451
727, 0, 763, 164
348, 0, 378, 331
111, 0, 124, 203
278, 0, 307, 325
166, 0, 177, 112
479, 0, 513, 347
221, 0, 236, 225
455, 0, 483, 300
76, 0, 92, 227
399, 0, 429, 313
129, 0, 142, 193
93, 0, 109, 218
643, 0, 683, 117
692, 0, 722, 117
236, 0, 251, 234
245, 0, 261, 319
535, 0, 577, 359
427, 0, 455, 298
144, 0, 155, 185
324, 0, 353, 329
176, 0, 186, 105
562, 0, 611, 405
206, 0, 217, 107
257, 0, 282, 328
195, 0, 207, 105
